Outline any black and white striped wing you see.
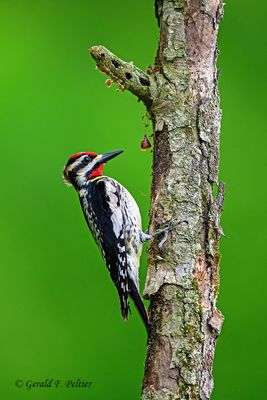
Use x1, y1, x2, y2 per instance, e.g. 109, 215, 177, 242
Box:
81, 178, 129, 319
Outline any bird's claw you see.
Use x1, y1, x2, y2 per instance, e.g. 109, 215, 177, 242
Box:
156, 219, 188, 249
142, 220, 188, 248
158, 228, 169, 249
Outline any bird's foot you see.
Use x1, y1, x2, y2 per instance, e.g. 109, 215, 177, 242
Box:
141, 220, 188, 249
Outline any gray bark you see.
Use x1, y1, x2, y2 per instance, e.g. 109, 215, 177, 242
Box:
89, 1, 224, 399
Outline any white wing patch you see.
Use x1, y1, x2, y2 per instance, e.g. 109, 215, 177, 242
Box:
111, 207, 123, 239
104, 177, 143, 291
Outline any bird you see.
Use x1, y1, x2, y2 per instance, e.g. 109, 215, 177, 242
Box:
63, 149, 166, 334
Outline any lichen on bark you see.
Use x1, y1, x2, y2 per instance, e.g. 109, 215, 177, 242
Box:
142, 1, 224, 399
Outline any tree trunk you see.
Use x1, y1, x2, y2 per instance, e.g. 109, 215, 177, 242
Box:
89, 1, 224, 399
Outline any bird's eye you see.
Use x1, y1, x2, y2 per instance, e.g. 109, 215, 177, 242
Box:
83, 155, 91, 164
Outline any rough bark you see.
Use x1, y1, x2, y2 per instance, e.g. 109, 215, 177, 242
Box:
89, 0, 224, 399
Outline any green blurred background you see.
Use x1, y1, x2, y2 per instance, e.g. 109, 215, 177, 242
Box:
0, 1, 266, 399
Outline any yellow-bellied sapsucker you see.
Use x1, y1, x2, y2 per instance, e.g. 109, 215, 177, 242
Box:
63, 150, 159, 333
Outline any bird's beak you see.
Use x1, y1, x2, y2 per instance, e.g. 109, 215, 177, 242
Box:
98, 150, 123, 164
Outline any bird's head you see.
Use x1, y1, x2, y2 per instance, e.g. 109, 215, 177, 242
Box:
63, 150, 123, 188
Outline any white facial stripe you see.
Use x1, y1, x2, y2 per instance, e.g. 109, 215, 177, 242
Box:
66, 155, 91, 173
94, 154, 102, 164
66, 155, 86, 172
64, 154, 103, 186
76, 163, 93, 178
74, 155, 100, 185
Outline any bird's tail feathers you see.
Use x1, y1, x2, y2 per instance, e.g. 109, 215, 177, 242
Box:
129, 281, 149, 335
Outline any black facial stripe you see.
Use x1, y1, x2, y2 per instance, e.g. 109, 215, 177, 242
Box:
65, 155, 101, 188
93, 161, 101, 169
72, 160, 90, 175
65, 155, 83, 168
